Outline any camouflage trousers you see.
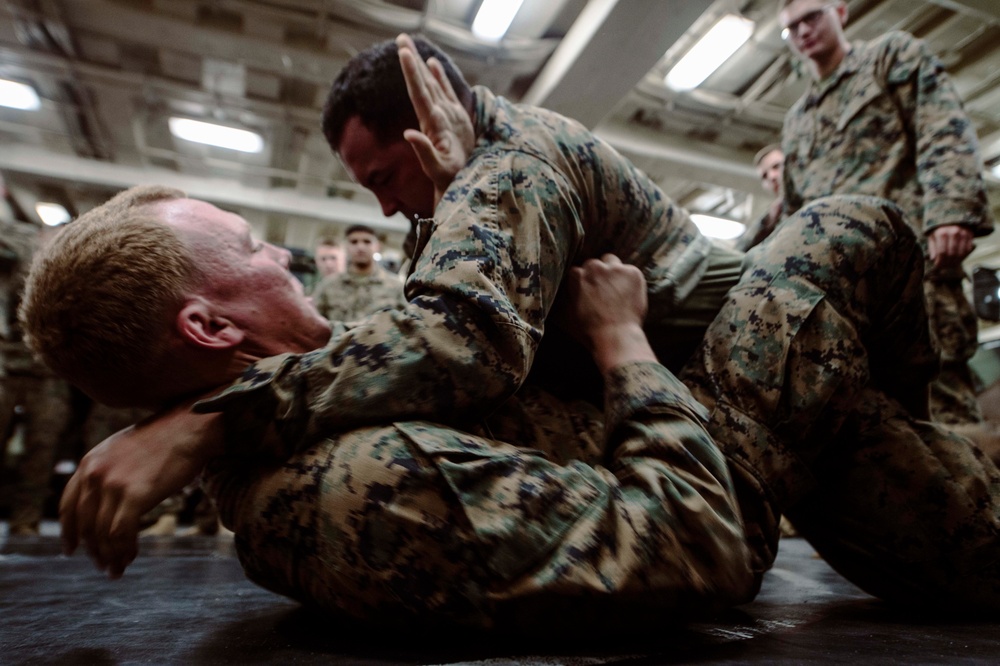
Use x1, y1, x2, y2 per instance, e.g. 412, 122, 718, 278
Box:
0, 372, 71, 531
681, 195, 1000, 609
924, 273, 983, 425
203, 364, 755, 632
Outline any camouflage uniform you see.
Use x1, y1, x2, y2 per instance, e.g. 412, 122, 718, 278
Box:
682, 196, 1000, 608
195, 85, 1000, 621
201, 363, 754, 631
781, 31, 994, 424
0, 219, 71, 533
311, 267, 406, 323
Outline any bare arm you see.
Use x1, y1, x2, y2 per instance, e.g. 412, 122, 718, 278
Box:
59, 398, 226, 578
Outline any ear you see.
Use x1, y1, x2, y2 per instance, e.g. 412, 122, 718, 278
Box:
176, 298, 244, 350
836, 2, 848, 26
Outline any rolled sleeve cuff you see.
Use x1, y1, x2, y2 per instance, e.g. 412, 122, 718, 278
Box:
923, 198, 994, 237
193, 352, 305, 459
603, 361, 709, 436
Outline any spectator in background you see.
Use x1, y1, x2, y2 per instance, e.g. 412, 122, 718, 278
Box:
734, 144, 784, 252
311, 224, 405, 322
778, 0, 994, 425
313, 235, 344, 280
0, 177, 71, 535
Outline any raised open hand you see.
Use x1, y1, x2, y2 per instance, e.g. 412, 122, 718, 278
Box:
397, 33, 475, 207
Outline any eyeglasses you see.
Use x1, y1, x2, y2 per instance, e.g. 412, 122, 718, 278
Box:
781, 4, 835, 41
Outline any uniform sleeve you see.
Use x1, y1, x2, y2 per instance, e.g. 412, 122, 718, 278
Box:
887, 34, 993, 236
311, 276, 334, 321
780, 139, 805, 217
196, 151, 583, 454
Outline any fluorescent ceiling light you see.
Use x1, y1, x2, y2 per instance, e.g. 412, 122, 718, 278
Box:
690, 214, 746, 240
992, 163, 1000, 179
665, 14, 755, 91
168, 117, 264, 153
472, 0, 525, 41
0, 79, 41, 110
35, 202, 71, 226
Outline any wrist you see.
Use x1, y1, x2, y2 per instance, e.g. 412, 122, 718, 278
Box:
590, 323, 658, 375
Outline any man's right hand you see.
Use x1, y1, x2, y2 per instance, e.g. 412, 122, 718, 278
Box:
59, 403, 224, 579
397, 33, 475, 206
563, 254, 657, 374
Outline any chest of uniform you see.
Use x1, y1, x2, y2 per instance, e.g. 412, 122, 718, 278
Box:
791, 70, 908, 166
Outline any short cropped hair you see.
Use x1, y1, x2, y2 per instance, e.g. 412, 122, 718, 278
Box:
321, 34, 472, 151
316, 235, 340, 248
345, 223, 376, 238
19, 185, 197, 407
753, 143, 783, 167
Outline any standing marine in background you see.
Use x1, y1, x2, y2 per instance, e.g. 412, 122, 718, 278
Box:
778, 0, 994, 424
734, 144, 784, 252
311, 224, 406, 322
0, 176, 71, 535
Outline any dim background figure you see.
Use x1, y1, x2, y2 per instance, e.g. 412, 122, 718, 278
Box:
312, 224, 406, 322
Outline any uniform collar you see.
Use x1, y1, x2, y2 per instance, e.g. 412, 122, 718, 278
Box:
807, 42, 861, 104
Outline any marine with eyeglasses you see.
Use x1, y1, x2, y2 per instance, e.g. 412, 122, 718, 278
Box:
778, 0, 994, 426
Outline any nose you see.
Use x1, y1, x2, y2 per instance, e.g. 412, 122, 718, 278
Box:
378, 196, 398, 218
267, 242, 291, 268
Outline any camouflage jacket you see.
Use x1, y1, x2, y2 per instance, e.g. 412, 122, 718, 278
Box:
0, 219, 50, 376
311, 267, 406, 323
782, 31, 993, 239
197, 86, 716, 452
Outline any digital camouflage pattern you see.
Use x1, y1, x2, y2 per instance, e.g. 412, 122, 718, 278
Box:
203, 363, 755, 631
0, 219, 71, 532
197, 79, 1000, 622
781, 31, 994, 423
684, 195, 1000, 608
682, 195, 938, 578
311, 267, 406, 323
198, 84, 723, 448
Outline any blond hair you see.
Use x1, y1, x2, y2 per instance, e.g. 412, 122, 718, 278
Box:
19, 185, 197, 407
753, 143, 783, 168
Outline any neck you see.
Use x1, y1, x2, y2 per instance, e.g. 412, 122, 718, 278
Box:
810, 40, 849, 80
350, 263, 376, 276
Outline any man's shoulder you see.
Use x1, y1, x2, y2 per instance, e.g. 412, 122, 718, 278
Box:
475, 85, 599, 164
861, 31, 928, 67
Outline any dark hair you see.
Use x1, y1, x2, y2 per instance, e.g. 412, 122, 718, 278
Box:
321, 35, 471, 151
345, 224, 376, 237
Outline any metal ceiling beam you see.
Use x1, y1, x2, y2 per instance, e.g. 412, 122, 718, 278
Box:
62, 0, 349, 86
0, 144, 408, 232
522, 0, 709, 129
926, 0, 1000, 22
595, 121, 761, 193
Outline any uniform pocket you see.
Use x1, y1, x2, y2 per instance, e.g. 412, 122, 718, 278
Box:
396, 421, 606, 582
